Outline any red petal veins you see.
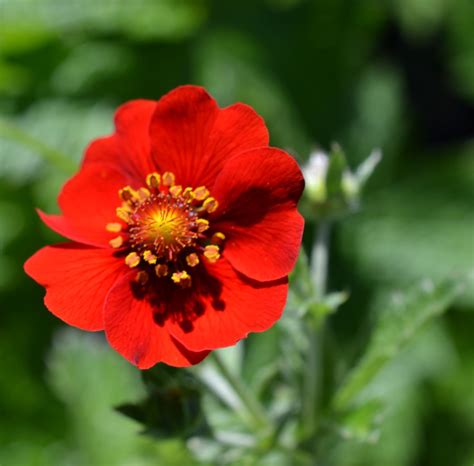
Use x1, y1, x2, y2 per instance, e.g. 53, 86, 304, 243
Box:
24, 243, 126, 331
150, 86, 269, 189
166, 258, 288, 352
104, 272, 210, 368
83, 99, 157, 181
212, 148, 305, 281
39, 164, 127, 247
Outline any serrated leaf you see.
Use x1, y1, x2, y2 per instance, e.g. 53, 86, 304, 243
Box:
333, 277, 468, 411
116, 365, 209, 440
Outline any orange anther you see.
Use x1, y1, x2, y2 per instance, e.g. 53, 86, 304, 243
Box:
162, 172, 175, 187
146, 173, 161, 189
143, 250, 157, 264
155, 263, 169, 277
196, 218, 209, 233
193, 186, 209, 201
169, 185, 183, 197
203, 244, 220, 263
186, 253, 200, 267
106, 222, 122, 233
109, 236, 123, 248
211, 232, 226, 245
125, 252, 140, 268
135, 271, 149, 285
203, 197, 218, 213
171, 270, 192, 288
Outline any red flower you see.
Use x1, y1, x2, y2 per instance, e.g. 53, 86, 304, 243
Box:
24, 86, 304, 368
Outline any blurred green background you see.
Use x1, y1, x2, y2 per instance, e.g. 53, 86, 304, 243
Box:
0, 0, 473, 465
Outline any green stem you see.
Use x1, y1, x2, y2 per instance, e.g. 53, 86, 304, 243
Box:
302, 222, 331, 440
0, 118, 76, 174
211, 352, 271, 432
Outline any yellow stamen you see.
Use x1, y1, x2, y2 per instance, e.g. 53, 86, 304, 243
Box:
143, 250, 157, 264
171, 270, 192, 288
135, 271, 149, 285
119, 186, 137, 203
109, 236, 123, 248
162, 171, 175, 187
106, 222, 122, 233
137, 187, 150, 200
125, 252, 140, 268
116, 207, 130, 223
203, 244, 220, 263
193, 186, 209, 201
155, 264, 169, 277
203, 197, 218, 213
169, 185, 183, 197
211, 232, 226, 245
196, 218, 209, 233
186, 253, 200, 267
146, 172, 161, 189
182, 187, 194, 202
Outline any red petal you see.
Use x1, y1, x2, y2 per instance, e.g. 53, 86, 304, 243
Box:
150, 85, 269, 189
212, 148, 305, 281
166, 258, 288, 352
104, 273, 210, 368
24, 243, 126, 331
83, 100, 157, 181
40, 164, 126, 247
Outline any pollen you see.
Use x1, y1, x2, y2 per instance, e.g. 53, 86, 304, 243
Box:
125, 252, 140, 268
143, 250, 157, 264
109, 236, 123, 248
186, 253, 199, 267
171, 270, 192, 288
106, 222, 122, 233
203, 244, 220, 263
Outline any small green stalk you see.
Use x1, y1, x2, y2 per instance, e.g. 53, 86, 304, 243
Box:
302, 221, 331, 441
211, 351, 271, 433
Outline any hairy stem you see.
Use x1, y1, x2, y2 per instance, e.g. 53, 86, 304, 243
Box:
211, 351, 271, 433
302, 221, 331, 441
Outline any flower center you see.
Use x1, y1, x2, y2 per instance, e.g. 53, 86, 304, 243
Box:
106, 171, 224, 288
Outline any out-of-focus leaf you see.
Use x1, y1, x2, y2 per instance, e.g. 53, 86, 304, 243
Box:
448, 0, 474, 101
193, 29, 311, 156
51, 42, 132, 95
338, 145, 474, 306
333, 277, 468, 410
117, 365, 209, 440
47, 328, 198, 465
343, 65, 405, 168
0, 0, 207, 43
0, 100, 112, 183
393, 0, 448, 38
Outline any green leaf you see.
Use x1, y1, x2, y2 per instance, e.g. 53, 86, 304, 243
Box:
116, 365, 209, 439
333, 277, 469, 411
47, 329, 199, 465
0, 0, 207, 44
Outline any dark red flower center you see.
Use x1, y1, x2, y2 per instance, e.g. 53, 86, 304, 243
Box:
107, 171, 225, 288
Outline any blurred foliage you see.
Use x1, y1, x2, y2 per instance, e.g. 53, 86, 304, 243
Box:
1, 0, 473, 465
